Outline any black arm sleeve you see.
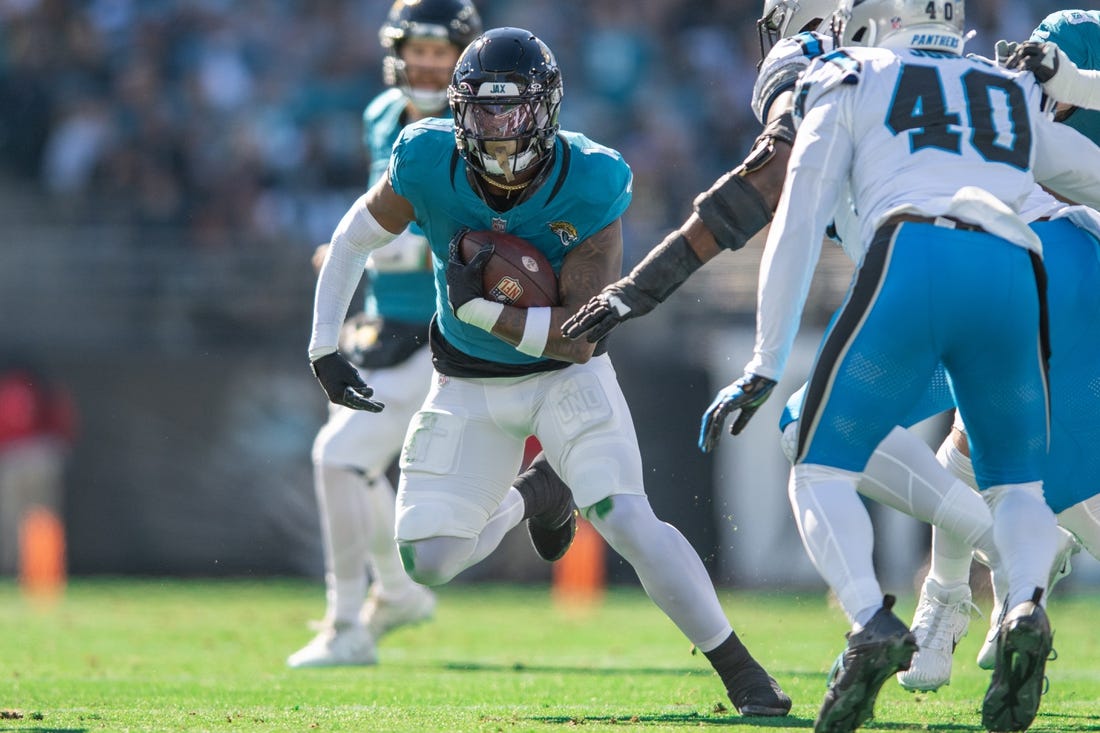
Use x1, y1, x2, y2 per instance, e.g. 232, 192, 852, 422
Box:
629, 231, 704, 303
692, 111, 794, 252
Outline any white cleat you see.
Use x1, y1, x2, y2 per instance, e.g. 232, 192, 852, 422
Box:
897, 578, 979, 691
1048, 526, 1081, 593
361, 583, 436, 639
286, 622, 378, 668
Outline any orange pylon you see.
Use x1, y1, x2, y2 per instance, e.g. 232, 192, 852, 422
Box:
552, 515, 605, 607
19, 506, 67, 601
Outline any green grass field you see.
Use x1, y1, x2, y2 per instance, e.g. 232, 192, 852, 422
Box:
2, 579, 1098, 732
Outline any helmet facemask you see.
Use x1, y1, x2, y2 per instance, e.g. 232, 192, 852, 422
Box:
757, 0, 834, 60
448, 29, 563, 183
379, 0, 482, 114
384, 38, 457, 115
451, 85, 561, 181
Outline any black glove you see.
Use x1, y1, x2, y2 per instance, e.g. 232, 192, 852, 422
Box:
310, 352, 385, 412
698, 373, 777, 452
446, 226, 494, 315
1007, 41, 1059, 83
561, 279, 659, 343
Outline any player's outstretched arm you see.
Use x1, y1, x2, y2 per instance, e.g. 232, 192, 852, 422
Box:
562, 101, 796, 343
1009, 41, 1100, 112
308, 177, 414, 410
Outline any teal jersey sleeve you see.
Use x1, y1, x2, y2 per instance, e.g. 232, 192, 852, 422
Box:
359, 89, 437, 325
363, 88, 408, 187
1031, 10, 1100, 145
391, 122, 633, 365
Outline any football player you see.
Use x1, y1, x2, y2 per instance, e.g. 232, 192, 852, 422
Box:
565, 0, 1100, 708
307, 26, 792, 718
561, 2, 1005, 577
900, 6, 1100, 692
706, 0, 1100, 730
287, 0, 479, 669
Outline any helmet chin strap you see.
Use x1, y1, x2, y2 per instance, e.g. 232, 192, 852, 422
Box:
478, 145, 539, 182
493, 148, 516, 182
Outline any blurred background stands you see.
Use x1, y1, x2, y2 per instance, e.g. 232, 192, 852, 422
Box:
1, 0, 1088, 592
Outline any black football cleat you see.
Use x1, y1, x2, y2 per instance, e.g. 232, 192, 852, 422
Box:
514, 453, 577, 562
528, 501, 577, 563
981, 587, 1053, 732
725, 658, 792, 716
815, 595, 918, 733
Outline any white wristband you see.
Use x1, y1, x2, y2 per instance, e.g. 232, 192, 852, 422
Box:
516, 306, 552, 357
456, 297, 505, 332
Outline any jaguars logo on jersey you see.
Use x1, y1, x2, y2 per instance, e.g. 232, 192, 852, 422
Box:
549, 220, 578, 247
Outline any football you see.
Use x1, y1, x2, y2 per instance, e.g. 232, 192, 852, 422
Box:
459, 229, 560, 307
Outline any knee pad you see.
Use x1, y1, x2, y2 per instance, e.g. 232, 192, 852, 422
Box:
398, 536, 470, 586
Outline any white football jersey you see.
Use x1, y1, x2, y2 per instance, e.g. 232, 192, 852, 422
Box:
794, 47, 1050, 251
747, 45, 1100, 380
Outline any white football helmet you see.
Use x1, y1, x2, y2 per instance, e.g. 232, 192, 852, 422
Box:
758, 0, 837, 57
835, 0, 966, 54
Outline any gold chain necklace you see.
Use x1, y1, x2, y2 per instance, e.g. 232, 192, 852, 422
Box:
478, 172, 529, 192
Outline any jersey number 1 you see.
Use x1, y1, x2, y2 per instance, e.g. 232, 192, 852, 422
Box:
886, 64, 1031, 170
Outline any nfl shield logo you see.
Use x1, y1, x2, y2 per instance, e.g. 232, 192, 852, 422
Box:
490, 276, 524, 304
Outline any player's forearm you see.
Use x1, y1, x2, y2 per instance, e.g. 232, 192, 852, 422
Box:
309, 240, 372, 359
623, 110, 792, 303
490, 305, 596, 363
310, 188, 408, 359
1043, 46, 1100, 111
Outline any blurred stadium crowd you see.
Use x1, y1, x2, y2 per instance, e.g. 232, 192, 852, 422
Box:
0, 0, 1059, 258
0, 0, 1088, 581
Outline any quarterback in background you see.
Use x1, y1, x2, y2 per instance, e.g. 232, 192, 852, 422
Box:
287, 0, 480, 669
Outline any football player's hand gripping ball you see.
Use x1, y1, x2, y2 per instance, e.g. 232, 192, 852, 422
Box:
311, 352, 385, 412
446, 226, 495, 316
698, 373, 777, 452
561, 277, 659, 343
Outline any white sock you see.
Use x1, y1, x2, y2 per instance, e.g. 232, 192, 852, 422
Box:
585, 494, 731, 649
989, 483, 1058, 609
927, 525, 976, 588
361, 472, 415, 599
315, 464, 371, 624
790, 463, 882, 627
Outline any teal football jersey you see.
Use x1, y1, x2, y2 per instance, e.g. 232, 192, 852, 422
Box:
361, 88, 437, 325
390, 119, 632, 366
